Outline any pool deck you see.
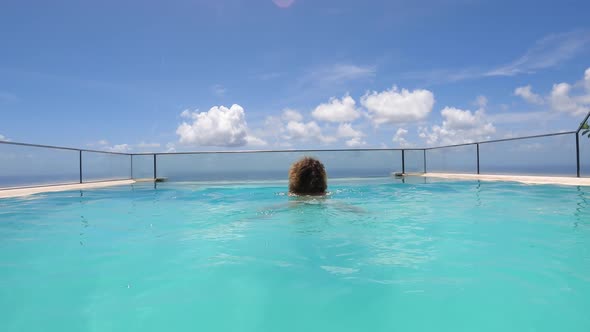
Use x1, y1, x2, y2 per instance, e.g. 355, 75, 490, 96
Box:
0, 180, 138, 198
420, 172, 590, 186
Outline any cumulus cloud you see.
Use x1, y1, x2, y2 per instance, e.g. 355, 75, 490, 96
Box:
547, 68, 590, 116
282, 109, 303, 122
0, 134, 9, 142
176, 104, 263, 147
336, 123, 366, 147
361, 86, 435, 125
312, 95, 360, 123
514, 85, 544, 105
245, 135, 268, 146
392, 128, 410, 147
336, 123, 360, 137
284, 120, 336, 144
419, 106, 496, 146
549, 82, 589, 116
165, 143, 176, 153
345, 137, 366, 147
513, 67, 590, 117
108, 144, 131, 153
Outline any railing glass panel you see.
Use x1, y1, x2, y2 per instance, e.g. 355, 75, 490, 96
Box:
404, 150, 425, 173
156, 150, 403, 181
479, 133, 576, 176
81, 151, 131, 182
425, 145, 477, 174
131, 155, 155, 179
0, 143, 79, 188
580, 131, 590, 177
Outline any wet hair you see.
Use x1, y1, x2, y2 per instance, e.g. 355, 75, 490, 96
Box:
288, 157, 327, 195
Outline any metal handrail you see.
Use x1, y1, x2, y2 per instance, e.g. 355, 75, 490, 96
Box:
133, 147, 423, 156
0, 140, 132, 155
424, 131, 576, 150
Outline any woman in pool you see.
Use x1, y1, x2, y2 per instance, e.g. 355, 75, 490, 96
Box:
288, 157, 327, 195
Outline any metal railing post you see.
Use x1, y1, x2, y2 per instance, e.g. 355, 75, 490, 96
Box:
79, 150, 83, 183
423, 149, 426, 173
575, 133, 580, 177
476, 143, 480, 175
130, 155, 134, 179
153, 154, 157, 179
401, 149, 405, 174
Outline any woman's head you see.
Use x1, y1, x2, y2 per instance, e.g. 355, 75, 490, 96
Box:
288, 157, 327, 195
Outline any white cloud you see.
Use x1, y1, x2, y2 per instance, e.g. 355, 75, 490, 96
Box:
108, 144, 131, 153
165, 143, 176, 153
361, 86, 435, 125
282, 109, 303, 122
312, 95, 360, 123
336, 123, 366, 147
245, 135, 268, 146
97, 139, 109, 146
512, 67, 590, 117
176, 104, 255, 147
419, 106, 496, 146
180, 109, 195, 119
549, 82, 589, 116
345, 137, 366, 147
392, 128, 410, 147
336, 123, 362, 138
0, 134, 9, 142
514, 85, 544, 105
487, 30, 590, 76
284, 120, 336, 144
440, 107, 480, 130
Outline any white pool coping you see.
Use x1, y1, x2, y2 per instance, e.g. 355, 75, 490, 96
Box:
0, 180, 137, 198
420, 173, 590, 186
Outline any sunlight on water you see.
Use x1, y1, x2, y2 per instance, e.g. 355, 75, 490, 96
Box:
0, 177, 589, 331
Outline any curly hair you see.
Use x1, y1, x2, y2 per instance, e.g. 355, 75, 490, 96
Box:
288, 157, 327, 195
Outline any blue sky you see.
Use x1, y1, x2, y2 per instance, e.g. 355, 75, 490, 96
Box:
1, 0, 589, 152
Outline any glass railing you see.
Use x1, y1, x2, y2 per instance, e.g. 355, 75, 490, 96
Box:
425, 144, 478, 174
479, 133, 576, 176
151, 149, 403, 181
403, 149, 425, 173
81, 151, 131, 182
1, 111, 589, 189
131, 155, 155, 180
0, 143, 80, 188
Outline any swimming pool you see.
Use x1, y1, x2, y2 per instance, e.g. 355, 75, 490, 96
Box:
1, 177, 589, 331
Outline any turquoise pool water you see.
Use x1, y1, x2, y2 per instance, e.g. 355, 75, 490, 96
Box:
1, 177, 589, 331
